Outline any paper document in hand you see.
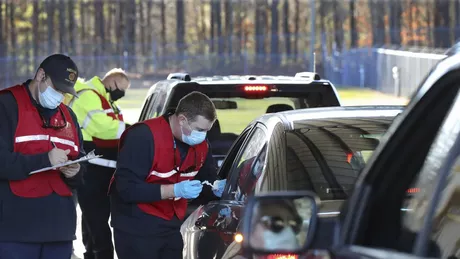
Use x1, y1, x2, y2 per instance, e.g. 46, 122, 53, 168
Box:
29, 150, 102, 175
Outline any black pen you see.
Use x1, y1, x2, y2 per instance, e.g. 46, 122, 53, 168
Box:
51, 141, 56, 148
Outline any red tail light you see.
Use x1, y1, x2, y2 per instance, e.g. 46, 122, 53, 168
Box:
267, 254, 298, 259
407, 188, 420, 194
244, 85, 268, 92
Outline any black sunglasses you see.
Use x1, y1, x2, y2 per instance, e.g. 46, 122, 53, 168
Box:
40, 107, 67, 130
259, 215, 302, 234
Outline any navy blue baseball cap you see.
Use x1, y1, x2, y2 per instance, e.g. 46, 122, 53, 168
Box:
39, 54, 79, 96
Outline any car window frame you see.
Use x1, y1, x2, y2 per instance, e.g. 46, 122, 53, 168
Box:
411, 93, 460, 257
338, 66, 460, 249
221, 123, 268, 201
138, 92, 155, 121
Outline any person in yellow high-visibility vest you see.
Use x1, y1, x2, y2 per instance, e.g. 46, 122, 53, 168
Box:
64, 68, 130, 259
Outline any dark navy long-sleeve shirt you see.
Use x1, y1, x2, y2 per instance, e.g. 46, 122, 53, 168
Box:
0, 82, 86, 242
110, 118, 220, 236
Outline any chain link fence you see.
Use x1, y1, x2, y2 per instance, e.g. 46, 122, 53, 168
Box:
0, 46, 449, 98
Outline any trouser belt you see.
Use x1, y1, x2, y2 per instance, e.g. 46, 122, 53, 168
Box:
88, 157, 117, 168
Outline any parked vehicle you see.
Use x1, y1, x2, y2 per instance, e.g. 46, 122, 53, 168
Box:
138, 72, 341, 167
180, 105, 403, 259
237, 43, 460, 259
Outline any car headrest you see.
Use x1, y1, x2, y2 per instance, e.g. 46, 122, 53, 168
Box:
266, 104, 294, 113
207, 119, 221, 141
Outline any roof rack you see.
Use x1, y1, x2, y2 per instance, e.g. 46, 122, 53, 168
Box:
167, 72, 191, 81
294, 72, 321, 80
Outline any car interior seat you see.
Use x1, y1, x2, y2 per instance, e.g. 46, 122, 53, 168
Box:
208, 119, 238, 156
266, 104, 294, 113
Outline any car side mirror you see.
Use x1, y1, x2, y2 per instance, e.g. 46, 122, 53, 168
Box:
241, 191, 319, 256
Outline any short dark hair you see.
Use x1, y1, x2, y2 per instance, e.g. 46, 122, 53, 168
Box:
175, 91, 217, 122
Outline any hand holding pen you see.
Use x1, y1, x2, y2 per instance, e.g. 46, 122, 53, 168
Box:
48, 141, 70, 166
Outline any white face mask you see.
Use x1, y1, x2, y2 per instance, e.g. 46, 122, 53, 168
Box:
262, 227, 299, 250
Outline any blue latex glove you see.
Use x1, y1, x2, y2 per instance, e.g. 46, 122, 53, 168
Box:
219, 207, 231, 217
212, 179, 227, 197
174, 180, 203, 199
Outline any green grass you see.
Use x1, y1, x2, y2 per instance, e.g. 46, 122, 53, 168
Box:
118, 88, 408, 134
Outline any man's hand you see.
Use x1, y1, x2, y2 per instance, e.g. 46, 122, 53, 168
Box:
173, 180, 203, 199
59, 163, 80, 178
48, 148, 70, 166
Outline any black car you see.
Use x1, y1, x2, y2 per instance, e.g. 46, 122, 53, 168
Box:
180, 105, 403, 259
237, 44, 460, 259
138, 72, 341, 167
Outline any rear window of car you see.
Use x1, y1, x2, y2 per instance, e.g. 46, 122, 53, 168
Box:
165, 82, 340, 134
284, 117, 393, 200
212, 97, 295, 134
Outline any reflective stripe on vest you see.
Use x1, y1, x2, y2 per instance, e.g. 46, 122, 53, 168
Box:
149, 169, 199, 178
15, 135, 79, 152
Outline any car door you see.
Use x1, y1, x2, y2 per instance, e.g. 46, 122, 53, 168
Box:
333, 53, 460, 257
181, 123, 264, 259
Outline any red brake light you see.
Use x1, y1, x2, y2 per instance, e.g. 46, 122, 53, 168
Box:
244, 85, 268, 92
407, 188, 420, 194
267, 255, 298, 259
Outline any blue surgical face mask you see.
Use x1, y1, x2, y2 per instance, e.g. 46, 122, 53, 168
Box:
38, 82, 64, 109
262, 226, 299, 250
181, 120, 207, 146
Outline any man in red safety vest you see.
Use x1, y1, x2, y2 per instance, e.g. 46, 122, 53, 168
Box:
0, 54, 86, 259
109, 91, 227, 259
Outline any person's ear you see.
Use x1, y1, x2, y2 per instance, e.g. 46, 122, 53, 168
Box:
35, 68, 46, 82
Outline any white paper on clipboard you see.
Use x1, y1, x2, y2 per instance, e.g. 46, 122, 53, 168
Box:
29, 150, 102, 175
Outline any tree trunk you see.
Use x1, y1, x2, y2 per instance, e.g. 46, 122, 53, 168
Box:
369, 0, 385, 46
176, 0, 185, 57
283, 0, 291, 59
32, 1, 39, 64
389, 0, 402, 46
224, 0, 233, 55
333, 0, 344, 51
160, 0, 166, 59
67, 0, 76, 55
9, 2, 17, 79
349, 0, 357, 48
271, 0, 279, 67
47, 0, 55, 54
434, 0, 450, 48
58, 0, 66, 53
294, 0, 299, 61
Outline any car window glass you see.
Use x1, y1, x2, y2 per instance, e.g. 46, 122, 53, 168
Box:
139, 94, 155, 121
283, 117, 392, 200
402, 94, 460, 258
147, 91, 166, 119
227, 127, 267, 202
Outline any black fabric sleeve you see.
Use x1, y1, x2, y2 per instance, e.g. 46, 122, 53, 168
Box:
193, 140, 220, 204
114, 124, 162, 203
61, 107, 87, 188
0, 92, 51, 181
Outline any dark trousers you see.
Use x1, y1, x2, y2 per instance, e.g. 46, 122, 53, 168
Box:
114, 229, 183, 259
0, 241, 72, 259
77, 163, 114, 259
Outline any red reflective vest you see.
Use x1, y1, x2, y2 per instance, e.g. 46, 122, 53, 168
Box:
77, 89, 124, 148
5, 85, 80, 198
110, 116, 208, 221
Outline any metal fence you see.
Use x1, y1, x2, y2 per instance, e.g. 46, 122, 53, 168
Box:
0, 47, 449, 98
323, 47, 448, 97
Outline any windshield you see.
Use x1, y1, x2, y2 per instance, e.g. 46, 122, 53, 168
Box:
284, 117, 392, 200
